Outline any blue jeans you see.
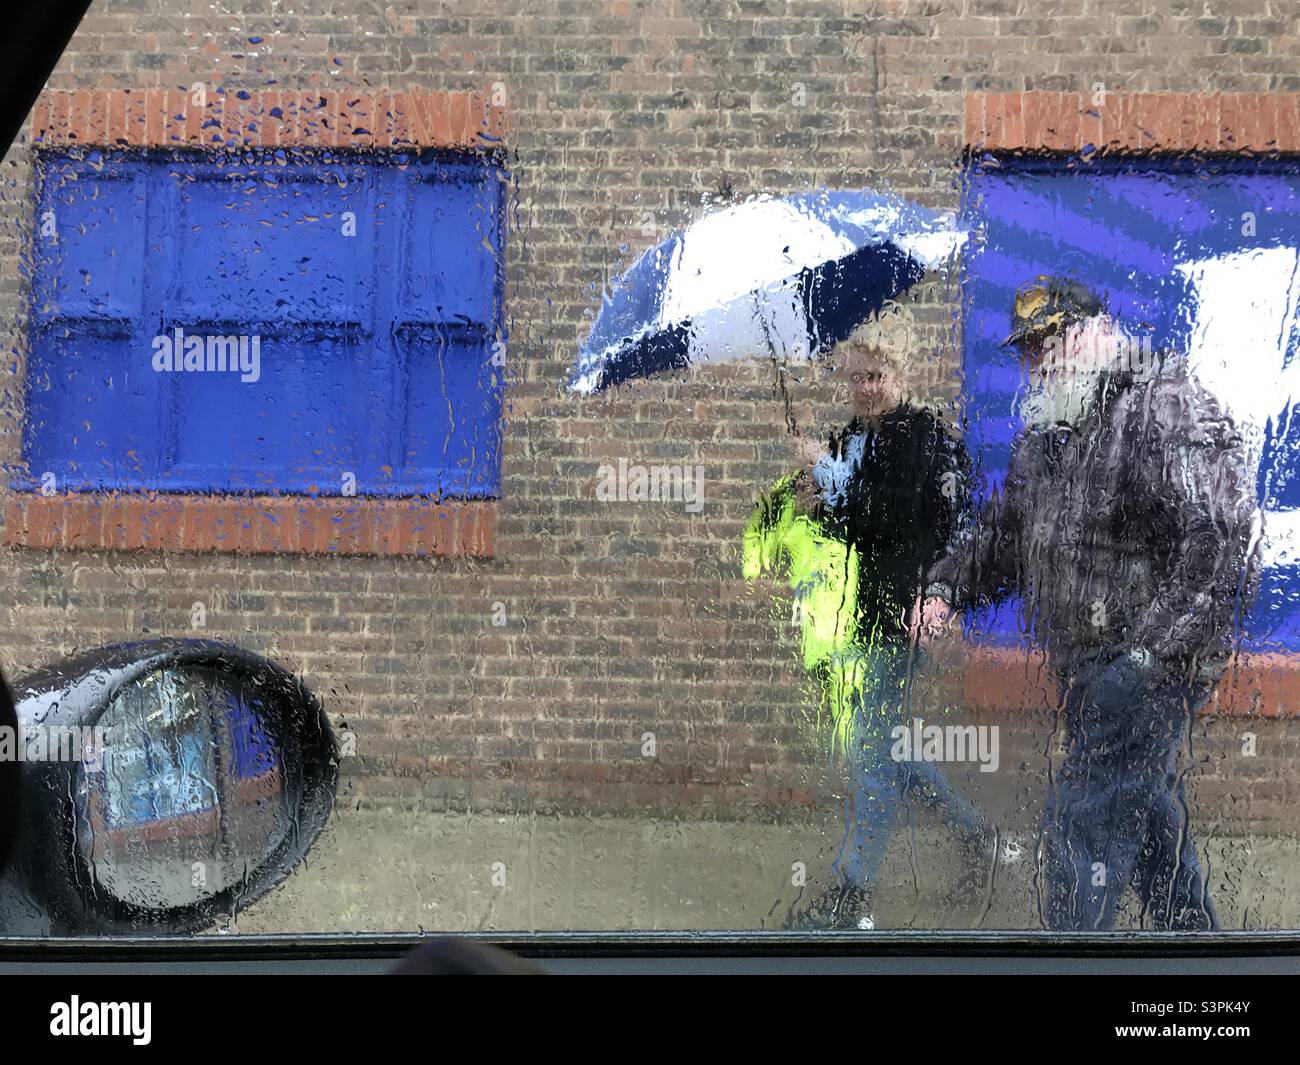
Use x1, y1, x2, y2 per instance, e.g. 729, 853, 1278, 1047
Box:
1041, 652, 1220, 931
832, 647, 988, 893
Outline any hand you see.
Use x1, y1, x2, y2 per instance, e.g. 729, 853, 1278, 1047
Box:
1126, 647, 1155, 671
907, 595, 953, 647
1122, 646, 1165, 682
791, 430, 828, 469
791, 471, 821, 515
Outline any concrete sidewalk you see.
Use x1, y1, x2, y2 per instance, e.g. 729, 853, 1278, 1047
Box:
233, 806, 1300, 933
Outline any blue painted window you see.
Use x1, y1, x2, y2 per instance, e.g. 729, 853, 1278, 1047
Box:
961, 155, 1300, 651
25, 148, 505, 498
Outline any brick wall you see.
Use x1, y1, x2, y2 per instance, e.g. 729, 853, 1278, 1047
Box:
1, 0, 1298, 828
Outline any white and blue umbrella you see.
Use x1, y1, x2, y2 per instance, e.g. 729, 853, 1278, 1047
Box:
568, 189, 965, 394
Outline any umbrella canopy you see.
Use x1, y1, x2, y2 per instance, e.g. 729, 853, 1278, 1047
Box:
568, 189, 965, 394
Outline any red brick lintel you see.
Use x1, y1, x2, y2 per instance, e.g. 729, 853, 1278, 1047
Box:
966, 91, 1300, 155
2, 494, 496, 559
30, 87, 508, 151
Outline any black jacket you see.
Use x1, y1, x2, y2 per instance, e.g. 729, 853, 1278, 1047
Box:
813, 403, 971, 644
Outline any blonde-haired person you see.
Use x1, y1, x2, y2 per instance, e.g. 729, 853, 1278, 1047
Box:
786, 301, 993, 931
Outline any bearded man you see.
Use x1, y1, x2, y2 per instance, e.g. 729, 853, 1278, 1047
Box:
914, 276, 1259, 931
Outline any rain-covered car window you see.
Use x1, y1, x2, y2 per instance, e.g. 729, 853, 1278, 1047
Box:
1, 4, 1297, 936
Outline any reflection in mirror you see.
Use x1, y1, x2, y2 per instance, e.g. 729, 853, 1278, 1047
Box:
77, 666, 290, 912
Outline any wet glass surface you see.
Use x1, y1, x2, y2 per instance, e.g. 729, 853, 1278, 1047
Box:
0, 3, 1297, 937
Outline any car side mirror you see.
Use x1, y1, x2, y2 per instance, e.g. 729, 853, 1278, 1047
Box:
1, 639, 336, 934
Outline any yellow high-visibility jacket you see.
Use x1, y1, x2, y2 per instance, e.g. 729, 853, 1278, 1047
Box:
743, 476, 876, 758
742, 475, 860, 670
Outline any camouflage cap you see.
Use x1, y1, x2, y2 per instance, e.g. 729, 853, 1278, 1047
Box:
1003, 275, 1105, 348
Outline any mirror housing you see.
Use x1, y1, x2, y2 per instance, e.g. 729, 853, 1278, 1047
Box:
0, 639, 336, 934
0, 669, 17, 881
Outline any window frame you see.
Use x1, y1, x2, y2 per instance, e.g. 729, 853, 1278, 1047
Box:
23, 145, 506, 500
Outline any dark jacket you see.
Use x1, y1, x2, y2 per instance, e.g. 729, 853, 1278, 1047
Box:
813, 403, 971, 644
926, 370, 1260, 676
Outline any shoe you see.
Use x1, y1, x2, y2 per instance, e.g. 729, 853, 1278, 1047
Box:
784, 882, 870, 931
